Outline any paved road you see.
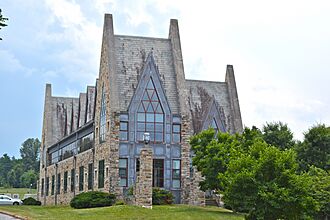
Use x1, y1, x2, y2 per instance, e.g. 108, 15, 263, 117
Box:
0, 213, 20, 220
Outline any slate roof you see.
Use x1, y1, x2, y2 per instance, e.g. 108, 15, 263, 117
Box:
186, 79, 232, 133
114, 35, 180, 114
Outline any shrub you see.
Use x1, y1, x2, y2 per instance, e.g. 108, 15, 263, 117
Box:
127, 186, 133, 196
115, 200, 125, 205
152, 188, 173, 205
22, 197, 41, 206
70, 191, 116, 209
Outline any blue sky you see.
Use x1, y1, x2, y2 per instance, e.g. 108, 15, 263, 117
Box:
1, 0, 329, 158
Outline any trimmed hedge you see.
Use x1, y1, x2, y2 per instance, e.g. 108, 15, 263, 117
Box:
22, 197, 41, 206
152, 188, 173, 205
70, 191, 116, 209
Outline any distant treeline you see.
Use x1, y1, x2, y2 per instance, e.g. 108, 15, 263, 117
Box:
0, 138, 40, 188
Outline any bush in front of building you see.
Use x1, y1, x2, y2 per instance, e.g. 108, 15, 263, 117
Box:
115, 200, 125, 205
152, 188, 173, 205
70, 191, 116, 209
22, 197, 41, 206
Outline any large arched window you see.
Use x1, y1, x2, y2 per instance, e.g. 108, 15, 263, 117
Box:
136, 78, 164, 143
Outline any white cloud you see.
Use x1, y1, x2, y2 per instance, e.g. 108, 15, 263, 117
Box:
6, 0, 328, 140
40, 0, 103, 85
0, 49, 36, 76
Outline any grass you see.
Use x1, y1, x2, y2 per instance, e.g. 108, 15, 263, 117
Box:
0, 187, 37, 199
0, 205, 244, 220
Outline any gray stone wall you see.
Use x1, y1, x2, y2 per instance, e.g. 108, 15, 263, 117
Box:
94, 14, 120, 197
225, 65, 243, 133
41, 150, 94, 205
134, 146, 153, 208
188, 167, 205, 206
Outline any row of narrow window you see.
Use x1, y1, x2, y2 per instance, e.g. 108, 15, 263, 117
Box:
41, 158, 181, 197
48, 132, 94, 165
41, 160, 105, 197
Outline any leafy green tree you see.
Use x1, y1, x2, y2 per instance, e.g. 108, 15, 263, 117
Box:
262, 121, 295, 150
190, 129, 241, 190
224, 143, 317, 219
0, 154, 13, 186
308, 166, 330, 219
20, 138, 40, 172
296, 124, 330, 171
191, 126, 319, 219
0, 9, 8, 40
7, 161, 24, 188
20, 170, 38, 189
190, 127, 263, 191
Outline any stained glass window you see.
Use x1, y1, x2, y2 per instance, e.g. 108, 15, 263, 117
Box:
88, 163, 93, 190
57, 173, 61, 194
172, 160, 181, 188
70, 169, 75, 192
51, 175, 55, 195
64, 171, 68, 193
119, 158, 128, 187
99, 85, 106, 143
79, 166, 84, 191
137, 78, 164, 143
173, 124, 181, 143
210, 118, 219, 133
46, 177, 49, 196
98, 160, 104, 188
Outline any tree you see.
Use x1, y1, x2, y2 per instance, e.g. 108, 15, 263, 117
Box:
0, 9, 8, 40
20, 138, 41, 172
0, 154, 13, 187
190, 127, 263, 191
307, 166, 330, 219
262, 121, 295, 150
191, 126, 319, 219
224, 143, 317, 219
190, 129, 241, 191
20, 170, 38, 189
7, 161, 24, 188
296, 124, 330, 171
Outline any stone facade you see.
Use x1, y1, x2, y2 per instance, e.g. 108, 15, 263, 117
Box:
134, 145, 153, 208
38, 14, 243, 206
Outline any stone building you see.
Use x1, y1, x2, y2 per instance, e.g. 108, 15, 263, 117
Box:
38, 14, 243, 205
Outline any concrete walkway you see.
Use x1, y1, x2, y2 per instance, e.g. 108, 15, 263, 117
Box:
0, 212, 21, 220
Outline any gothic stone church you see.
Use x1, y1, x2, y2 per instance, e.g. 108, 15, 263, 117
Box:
38, 14, 243, 205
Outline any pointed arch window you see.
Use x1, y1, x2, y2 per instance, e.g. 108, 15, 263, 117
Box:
210, 118, 219, 133
99, 85, 106, 143
136, 78, 164, 143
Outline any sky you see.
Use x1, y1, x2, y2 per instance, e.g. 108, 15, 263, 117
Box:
1, 0, 329, 158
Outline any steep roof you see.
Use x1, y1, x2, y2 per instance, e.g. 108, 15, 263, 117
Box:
186, 79, 232, 133
43, 84, 96, 147
113, 35, 180, 114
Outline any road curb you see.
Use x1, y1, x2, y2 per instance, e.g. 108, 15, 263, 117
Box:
0, 211, 27, 220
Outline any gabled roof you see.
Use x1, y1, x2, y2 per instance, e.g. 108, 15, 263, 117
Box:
113, 35, 180, 113
186, 80, 231, 134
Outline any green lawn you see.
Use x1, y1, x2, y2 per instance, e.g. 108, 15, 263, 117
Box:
0, 205, 244, 220
0, 187, 37, 199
